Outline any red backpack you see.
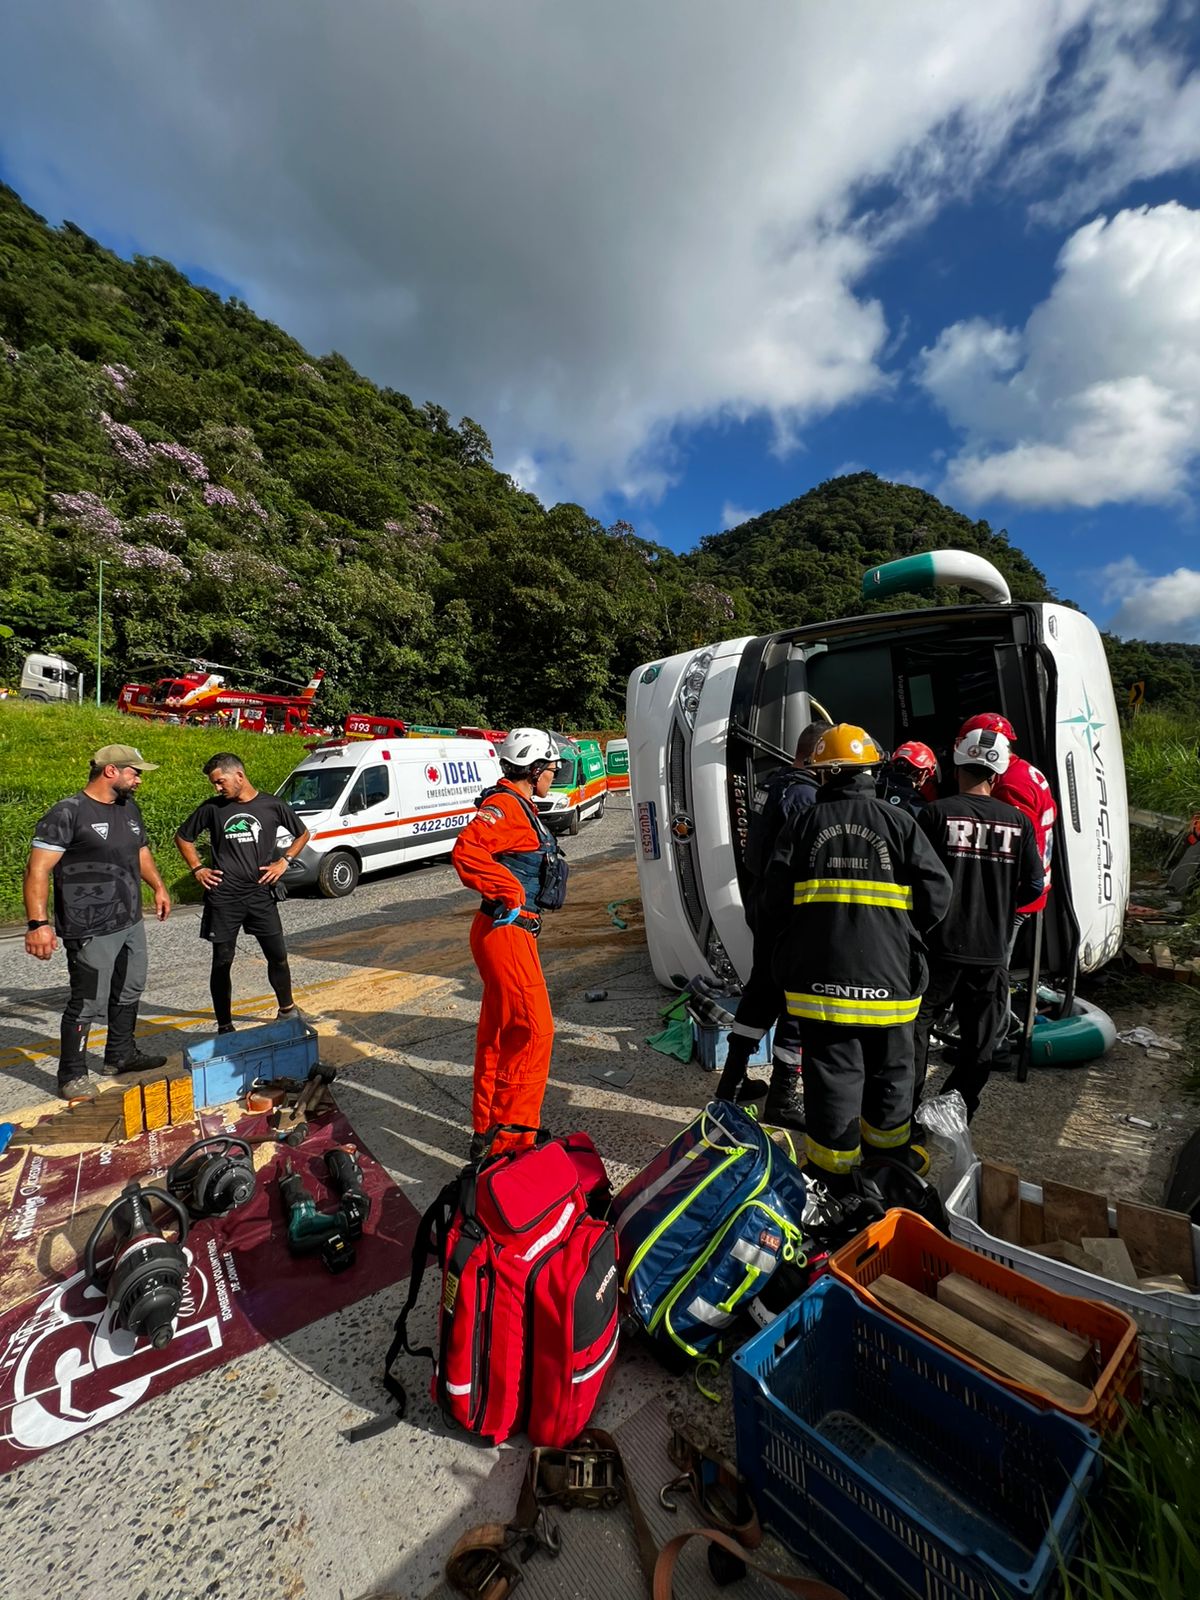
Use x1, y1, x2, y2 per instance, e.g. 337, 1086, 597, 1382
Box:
384, 1129, 618, 1447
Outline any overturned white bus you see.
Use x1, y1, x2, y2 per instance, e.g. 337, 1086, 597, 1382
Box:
627, 550, 1128, 1020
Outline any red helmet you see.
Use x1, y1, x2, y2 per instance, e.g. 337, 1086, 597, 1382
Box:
891, 740, 938, 776
957, 712, 1016, 743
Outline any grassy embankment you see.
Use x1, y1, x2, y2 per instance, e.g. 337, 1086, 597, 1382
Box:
0, 699, 310, 922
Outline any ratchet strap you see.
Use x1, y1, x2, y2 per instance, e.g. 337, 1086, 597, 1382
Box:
654, 1528, 848, 1599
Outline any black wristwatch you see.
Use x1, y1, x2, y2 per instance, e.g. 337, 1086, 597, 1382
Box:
27, 919, 51, 931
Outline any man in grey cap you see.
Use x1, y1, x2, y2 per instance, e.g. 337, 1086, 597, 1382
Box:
24, 744, 173, 1097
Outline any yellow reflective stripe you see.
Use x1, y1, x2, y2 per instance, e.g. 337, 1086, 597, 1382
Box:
794, 878, 913, 910
785, 992, 921, 1026
861, 1117, 911, 1149
804, 1133, 861, 1174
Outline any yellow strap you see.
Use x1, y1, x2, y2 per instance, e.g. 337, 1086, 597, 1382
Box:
794, 877, 913, 910
861, 1116, 911, 1149
785, 992, 921, 1026
804, 1132, 861, 1174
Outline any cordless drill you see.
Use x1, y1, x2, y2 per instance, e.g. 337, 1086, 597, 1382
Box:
277, 1146, 371, 1273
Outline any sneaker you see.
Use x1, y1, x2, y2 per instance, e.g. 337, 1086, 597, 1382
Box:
105, 1048, 169, 1075
57, 1074, 92, 1101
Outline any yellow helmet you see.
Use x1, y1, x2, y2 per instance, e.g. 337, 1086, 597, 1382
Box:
809, 723, 882, 768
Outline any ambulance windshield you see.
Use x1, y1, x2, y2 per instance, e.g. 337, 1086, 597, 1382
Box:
278, 766, 354, 811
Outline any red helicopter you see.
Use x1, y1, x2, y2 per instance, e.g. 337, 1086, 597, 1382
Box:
118, 659, 325, 733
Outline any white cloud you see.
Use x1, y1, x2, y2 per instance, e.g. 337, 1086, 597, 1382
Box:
0, 2, 1194, 505
720, 502, 760, 530
920, 203, 1200, 508
1101, 558, 1200, 641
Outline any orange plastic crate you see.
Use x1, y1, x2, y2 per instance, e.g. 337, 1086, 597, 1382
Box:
829, 1208, 1140, 1435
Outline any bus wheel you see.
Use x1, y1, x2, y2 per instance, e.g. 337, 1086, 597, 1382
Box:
318, 850, 360, 898
568, 808, 581, 836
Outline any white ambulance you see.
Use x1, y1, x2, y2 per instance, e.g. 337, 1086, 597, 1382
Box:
276, 735, 501, 897
627, 550, 1128, 999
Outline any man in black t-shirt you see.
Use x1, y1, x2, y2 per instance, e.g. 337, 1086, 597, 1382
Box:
912, 728, 1043, 1121
24, 743, 173, 1097
176, 754, 310, 1033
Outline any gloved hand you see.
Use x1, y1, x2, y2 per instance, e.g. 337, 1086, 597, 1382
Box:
492, 905, 522, 927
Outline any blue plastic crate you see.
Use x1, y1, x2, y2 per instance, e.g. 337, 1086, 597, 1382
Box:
694, 1021, 774, 1073
732, 1279, 1101, 1600
184, 1015, 319, 1108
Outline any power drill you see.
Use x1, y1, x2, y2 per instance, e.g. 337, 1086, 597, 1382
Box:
277, 1146, 371, 1273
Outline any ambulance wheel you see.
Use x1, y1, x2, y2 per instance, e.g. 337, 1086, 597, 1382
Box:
318, 850, 360, 898
568, 809, 581, 836
596, 796, 606, 819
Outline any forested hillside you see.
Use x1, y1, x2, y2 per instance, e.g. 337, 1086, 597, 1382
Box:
2, 183, 1196, 723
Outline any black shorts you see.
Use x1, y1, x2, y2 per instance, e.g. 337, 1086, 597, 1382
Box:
200, 892, 284, 945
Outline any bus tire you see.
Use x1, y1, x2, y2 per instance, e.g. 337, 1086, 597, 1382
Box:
318, 850, 360, 898
568, 808, 581, 836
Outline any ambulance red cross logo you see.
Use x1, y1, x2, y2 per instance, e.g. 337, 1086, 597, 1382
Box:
425, 764, 440, 783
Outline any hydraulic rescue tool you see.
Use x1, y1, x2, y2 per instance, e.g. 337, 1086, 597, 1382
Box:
84, 1181, 190, 1349
166, 1135, 256, 1219
277, 1145, 370, 1272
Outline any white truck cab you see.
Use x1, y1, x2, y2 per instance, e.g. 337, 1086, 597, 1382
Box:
276, 735, 502, 897
627, 550, 1128, 1001
20, 652, 83, 702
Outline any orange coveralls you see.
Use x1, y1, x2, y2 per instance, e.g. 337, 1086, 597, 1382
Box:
451, 782, 555, 1151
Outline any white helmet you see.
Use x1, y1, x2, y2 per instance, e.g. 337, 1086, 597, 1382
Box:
953, 727, 1011, 775
498, 727, 557, 772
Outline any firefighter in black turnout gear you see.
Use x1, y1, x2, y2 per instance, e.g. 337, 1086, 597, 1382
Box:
912, 727, 1043, 1121
759, 724, 952, 1189
715, 722, 827, 1127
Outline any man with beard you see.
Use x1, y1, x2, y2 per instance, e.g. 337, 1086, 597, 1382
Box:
175, 754, 309, 1034
24, 744, 172, 1098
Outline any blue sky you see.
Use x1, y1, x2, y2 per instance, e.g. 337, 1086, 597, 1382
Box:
3, 1, 1200, 640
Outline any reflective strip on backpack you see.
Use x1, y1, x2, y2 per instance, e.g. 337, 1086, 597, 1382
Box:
794, 877, 914, 910
444, 1379, 473, 1395
803, 1132, 861, 1174
731, 1238, 778, 1272
519, 1200, 577, 1261
785, 990, 921, 1026
686, 1295, 737, 1329
861, 1116, 911, 1149
572, 1328, 619, 1384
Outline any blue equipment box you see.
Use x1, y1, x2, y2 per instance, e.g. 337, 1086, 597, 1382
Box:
694, 1021, 773, 1073
185, 1015, 319, 1108
732, 1278, 1100, 1600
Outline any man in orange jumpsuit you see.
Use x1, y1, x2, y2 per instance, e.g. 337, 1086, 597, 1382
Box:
451, 728, 568, 1157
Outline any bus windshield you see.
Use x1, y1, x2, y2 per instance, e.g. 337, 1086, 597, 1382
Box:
278, 766, 353, 811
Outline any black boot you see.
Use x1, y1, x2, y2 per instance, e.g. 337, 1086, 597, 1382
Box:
57, 1016, 91, 1098
715, 1034, 757, 1102
762, 1060, 805, 1130
103, 1003, 168, 1074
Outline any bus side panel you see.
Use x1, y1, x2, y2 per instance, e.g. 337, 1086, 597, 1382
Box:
1041, 605, 1129, 972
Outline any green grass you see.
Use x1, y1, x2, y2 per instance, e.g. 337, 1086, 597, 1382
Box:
1122, 709, 1200, 820
0, 700, 312, 920
1065, 1379, 1200, 1600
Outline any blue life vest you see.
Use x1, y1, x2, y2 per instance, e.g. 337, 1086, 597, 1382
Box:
479, 784, 569, 915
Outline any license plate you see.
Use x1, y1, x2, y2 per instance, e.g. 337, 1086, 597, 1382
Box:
637, 800, 660, 860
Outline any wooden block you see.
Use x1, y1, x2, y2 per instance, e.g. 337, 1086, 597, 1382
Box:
936, 1273, 1093, 1382
168, 1074, 194, 1126
122, 1084, 144, 1140
1042, 1180, 1110, 1246
141, 1078, 169, 1133
1019, 1198, 1045, 1248
1138, 1276, 1192, 1295
1115, 1200, 1196, 1286
979, 1160, 1021, 1244
1152, 941, 1175, 972
872, 1274, 1093, 1410
1033, 1239, 1105, 1274
1081, 1236, 1139, 1287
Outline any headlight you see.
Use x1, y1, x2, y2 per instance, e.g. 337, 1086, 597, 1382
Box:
705, 923, 738, 986
677, 649, 713, 729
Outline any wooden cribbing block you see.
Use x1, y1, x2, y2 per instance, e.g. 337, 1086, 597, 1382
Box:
1138, 1276, 1192, 1295
872, 1274, 1093, 1410
1081, 1237, 1139, 1287
122, 1085, 144, 1140
936, 1273, 1093, 1382
168, 1074, 194, 1126
979, 1160, 1021, 1243
141, 1078, 169, 1133
1115, 1200, 1196, 1287
1033, 1239, 1105, 1274
1019, 1198, 1045, 1248
1041, 1180, 1110, 1246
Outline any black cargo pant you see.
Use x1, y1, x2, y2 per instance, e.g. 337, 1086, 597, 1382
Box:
912, 960, 1008, 1121
60, 921, 149, 1080
799, 1019, 914, 1179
